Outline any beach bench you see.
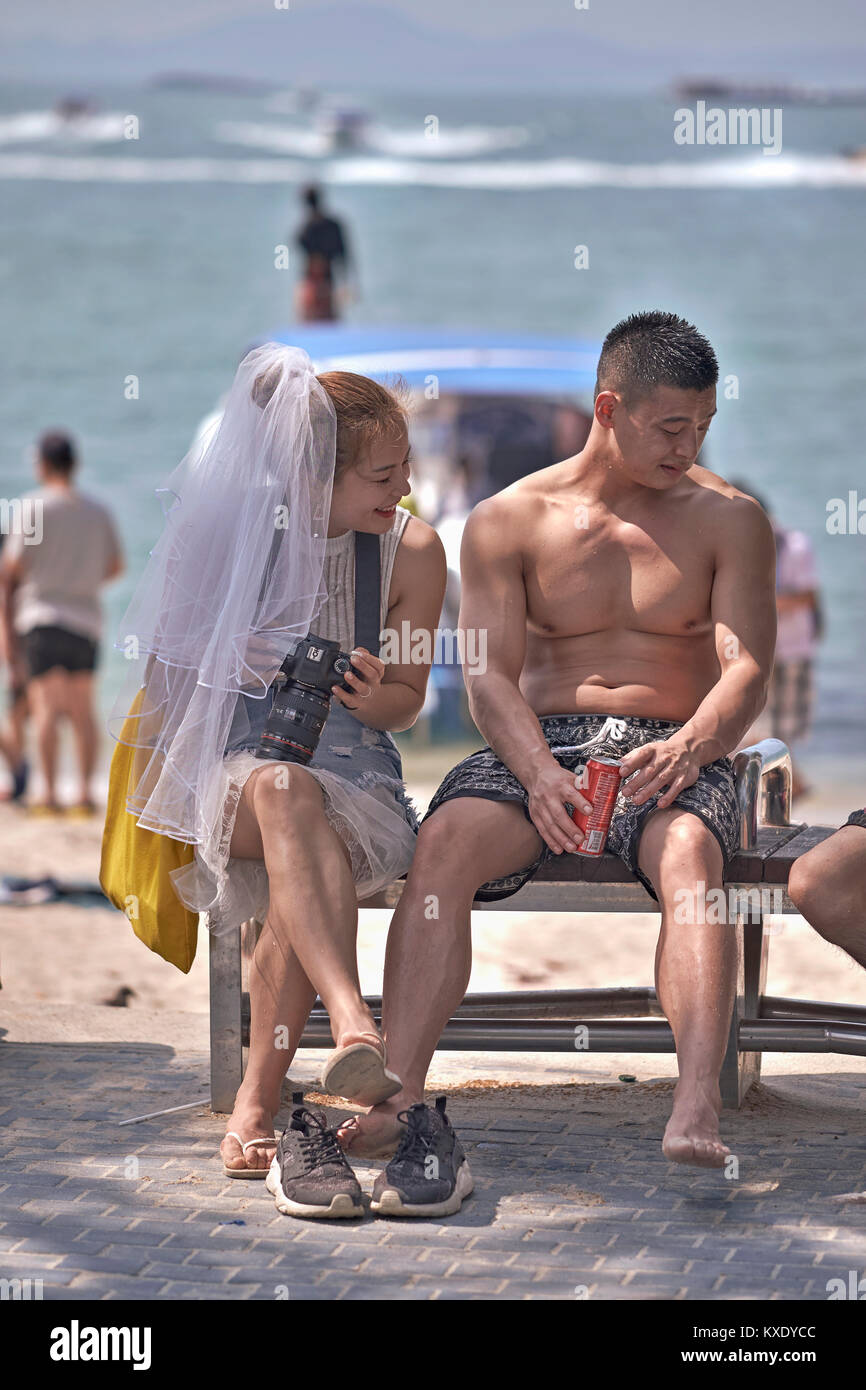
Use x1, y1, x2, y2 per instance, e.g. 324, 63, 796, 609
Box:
208, 737, 866, 1113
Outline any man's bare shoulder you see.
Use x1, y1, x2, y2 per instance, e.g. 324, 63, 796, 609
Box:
466, 462, 569, 528
684, 465, 769, 520
683, 466, 774, 559
688, 463, 765, 508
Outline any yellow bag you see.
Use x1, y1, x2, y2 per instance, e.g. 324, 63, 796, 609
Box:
99, 688, 199, 974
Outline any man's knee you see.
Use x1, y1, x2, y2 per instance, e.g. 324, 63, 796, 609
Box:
787, 850, 822, 920
640, 810, 723, 884
415, 797, 540, 887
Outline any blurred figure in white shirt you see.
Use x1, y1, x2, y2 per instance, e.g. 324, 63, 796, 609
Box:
0, 431, 124, 816
732, 481, 823, 797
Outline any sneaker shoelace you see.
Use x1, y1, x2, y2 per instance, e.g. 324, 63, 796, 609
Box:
291, 1108, 347, 1174
393, 1106, 436, 1167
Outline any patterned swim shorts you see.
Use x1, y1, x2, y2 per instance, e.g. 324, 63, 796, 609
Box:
424, 713, 740, 903
844, 808, 866, 831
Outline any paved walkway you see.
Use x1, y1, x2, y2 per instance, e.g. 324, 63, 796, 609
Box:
2, 1017, 866, 1301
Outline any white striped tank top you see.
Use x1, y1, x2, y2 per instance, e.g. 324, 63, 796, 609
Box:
315, 505, 411, 648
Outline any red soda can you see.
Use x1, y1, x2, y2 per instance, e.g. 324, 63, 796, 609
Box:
571, 755, 622, 857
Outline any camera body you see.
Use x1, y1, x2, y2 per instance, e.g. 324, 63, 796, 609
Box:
255, 633, 358, 765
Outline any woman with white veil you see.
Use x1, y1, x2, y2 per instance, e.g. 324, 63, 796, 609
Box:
108, 343, 446, 1176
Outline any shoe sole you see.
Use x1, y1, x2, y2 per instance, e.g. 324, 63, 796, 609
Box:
320, 1043, 402, 1107
266, 1160, 364, 1219
370, 1160, 474, 1218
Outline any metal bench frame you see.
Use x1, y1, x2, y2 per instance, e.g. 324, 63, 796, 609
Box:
208, 738, 866, 1112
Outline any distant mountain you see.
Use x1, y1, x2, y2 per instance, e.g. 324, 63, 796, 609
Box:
2, 2, 865, 91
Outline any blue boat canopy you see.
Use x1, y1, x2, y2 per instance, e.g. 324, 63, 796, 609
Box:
261, 325, 600, 398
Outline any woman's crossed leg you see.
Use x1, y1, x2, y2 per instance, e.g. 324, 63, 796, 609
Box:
220, 761, 382, 1173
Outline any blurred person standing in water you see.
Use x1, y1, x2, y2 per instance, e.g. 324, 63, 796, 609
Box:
294, 185, 355, 321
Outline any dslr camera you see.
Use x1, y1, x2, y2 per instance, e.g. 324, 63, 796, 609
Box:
255, 634, 360, 766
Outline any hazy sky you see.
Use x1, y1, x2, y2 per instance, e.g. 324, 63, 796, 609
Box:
4, 0, 864, 48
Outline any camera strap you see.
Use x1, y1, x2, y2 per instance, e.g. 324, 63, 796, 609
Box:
353, 531, 382, 657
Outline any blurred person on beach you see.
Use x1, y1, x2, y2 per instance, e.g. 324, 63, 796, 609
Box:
0, 530, 30, 802
0, 430, 124, 816
294, 185, 354, 321
338, 312, 777, 1177
730, 481, 823, 797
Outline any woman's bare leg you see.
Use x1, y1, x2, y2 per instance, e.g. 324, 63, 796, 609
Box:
220, 760, 380, 1171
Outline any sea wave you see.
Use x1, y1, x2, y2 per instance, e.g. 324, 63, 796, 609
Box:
1, 150, 865, 187
217, 119, 531, 159
0, 109, 132, 147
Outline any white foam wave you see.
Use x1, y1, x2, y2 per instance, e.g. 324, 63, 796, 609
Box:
0, 109, 132, 147
327, 152, 866, 189
217, 120, 330, 157
217, 119, 530, 159
369, 125, 530, 157
1, 150, 865, 187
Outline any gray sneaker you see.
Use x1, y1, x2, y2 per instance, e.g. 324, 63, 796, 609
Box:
370, 1097, 473, 1218
266, 1093, 364, 1219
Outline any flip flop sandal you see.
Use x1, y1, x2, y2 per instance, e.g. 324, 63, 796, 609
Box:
222, 1131, 276, 1179
64, 801, 98, 820
321, 1032, 402, 1107
26, 802, 63, 818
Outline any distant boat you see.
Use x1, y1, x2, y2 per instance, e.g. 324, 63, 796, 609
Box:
315, 104, 370, 152
674, 78, 866, 107
54, 95, 98, 120
150, 72, 272, 94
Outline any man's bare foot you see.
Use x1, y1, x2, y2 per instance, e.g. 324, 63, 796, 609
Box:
336, 1093, 414, 1157
220, 1099, 276, 1173
662, 1079, 730, 1169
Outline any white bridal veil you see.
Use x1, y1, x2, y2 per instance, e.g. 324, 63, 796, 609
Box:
107, 343, 337, 850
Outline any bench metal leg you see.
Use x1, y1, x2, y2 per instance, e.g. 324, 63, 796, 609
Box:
720, 910, 769, 1109
209, 918, 243, 1114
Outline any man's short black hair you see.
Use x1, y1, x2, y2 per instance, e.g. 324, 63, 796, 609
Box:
594, 311, 718, 403
38, 430, 77, 477
303, 184, 321, 211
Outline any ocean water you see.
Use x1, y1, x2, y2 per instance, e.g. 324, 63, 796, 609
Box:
1, 81, 864, 757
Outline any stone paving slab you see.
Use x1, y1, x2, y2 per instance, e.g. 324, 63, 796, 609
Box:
1, 1036, 866, 1301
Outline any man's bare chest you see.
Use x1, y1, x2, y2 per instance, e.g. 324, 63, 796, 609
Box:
524, 516, 715, 638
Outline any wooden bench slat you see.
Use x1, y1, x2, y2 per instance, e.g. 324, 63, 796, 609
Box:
762, 824, 838, 883
727, 824, 805, 882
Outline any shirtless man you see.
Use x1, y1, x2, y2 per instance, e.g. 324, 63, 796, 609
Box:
340, 310, 776, 1202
